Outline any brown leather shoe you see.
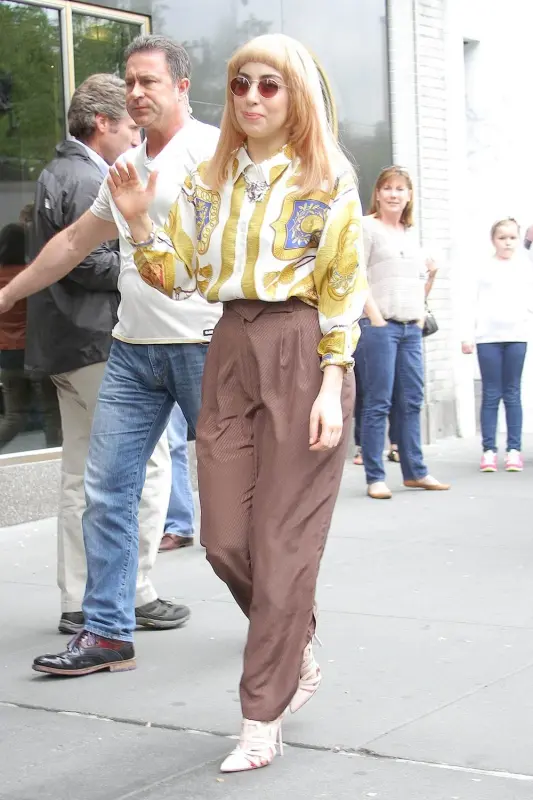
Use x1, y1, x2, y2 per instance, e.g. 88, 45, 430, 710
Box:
32, 630, 136, 676
159, 533, 194, 552
404, 476, 450, 491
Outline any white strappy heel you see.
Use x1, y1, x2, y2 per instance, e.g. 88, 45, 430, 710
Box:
220, 716, 284, 773
289, 633, 323, 714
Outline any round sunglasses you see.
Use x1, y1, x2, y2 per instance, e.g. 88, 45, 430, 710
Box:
230, 75, 288, 99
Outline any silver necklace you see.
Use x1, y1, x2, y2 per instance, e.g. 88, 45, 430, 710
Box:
243, 170, 269, 202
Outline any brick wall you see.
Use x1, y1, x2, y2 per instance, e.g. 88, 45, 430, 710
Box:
387, 0, 457, 440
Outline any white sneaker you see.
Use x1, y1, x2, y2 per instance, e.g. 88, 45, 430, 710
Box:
505, 450, 523, 472
289, 640, 322, 714
220, 717, 283, 773
480, 450, 497, 472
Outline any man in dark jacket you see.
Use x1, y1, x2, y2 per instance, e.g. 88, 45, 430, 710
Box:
25, 74, 175, 635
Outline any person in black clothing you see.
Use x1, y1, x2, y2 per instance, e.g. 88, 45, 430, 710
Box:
26, 73, 176, 635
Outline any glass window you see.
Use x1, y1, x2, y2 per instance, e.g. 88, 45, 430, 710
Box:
0, 2, 65, 225
0, 1, 66, 455
0, 1, 148, 457
73, 13, 143, 85
281, 0, 391, 208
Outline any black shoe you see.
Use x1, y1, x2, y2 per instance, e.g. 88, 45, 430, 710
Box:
135, 598, 191, 630
32, 630, 136, 676
387, 448, 400, 463
58, 612, 84, 635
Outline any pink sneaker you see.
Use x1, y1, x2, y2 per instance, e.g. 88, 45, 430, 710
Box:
480, 451, 497, 472
505, 450, 523, 472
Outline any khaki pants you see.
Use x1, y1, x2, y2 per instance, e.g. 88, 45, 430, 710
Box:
52, 362, 171, 613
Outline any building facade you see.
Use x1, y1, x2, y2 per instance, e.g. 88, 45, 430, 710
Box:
0, 0, 531, 464
388, 0, 533, 440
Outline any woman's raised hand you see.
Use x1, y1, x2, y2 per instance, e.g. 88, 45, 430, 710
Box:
107, 162, 158, 222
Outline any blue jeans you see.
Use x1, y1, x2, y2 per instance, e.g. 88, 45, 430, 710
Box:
388, 400, 399, 446
165, 403, 195, 537
476, 342, 527, 452
82, 339, 207, 641
353, 344, 399, 448
353, 350, 364, 446
359, 319, 427, 484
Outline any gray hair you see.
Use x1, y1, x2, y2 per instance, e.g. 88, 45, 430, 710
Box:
68, 73, 126, 141
124, 34, 191, 83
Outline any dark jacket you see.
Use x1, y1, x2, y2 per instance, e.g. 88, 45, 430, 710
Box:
25, 140, 120, 376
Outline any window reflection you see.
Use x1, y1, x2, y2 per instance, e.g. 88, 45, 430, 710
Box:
281, 0, 391, 208
73, 13, 142, 85
0, 1, 65, 454
0, 2, 65, 229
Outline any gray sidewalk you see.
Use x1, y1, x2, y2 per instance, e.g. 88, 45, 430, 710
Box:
1, 437, 533, 799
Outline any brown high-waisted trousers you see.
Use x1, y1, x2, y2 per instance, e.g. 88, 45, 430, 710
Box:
197, 299, 355, 721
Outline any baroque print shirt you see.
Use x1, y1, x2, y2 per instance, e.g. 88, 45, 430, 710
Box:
133, 145, 367, 369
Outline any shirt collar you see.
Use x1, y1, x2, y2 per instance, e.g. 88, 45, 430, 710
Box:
143, 118, 196, 169
76, 139, 109, 177
231, 143, 294, 185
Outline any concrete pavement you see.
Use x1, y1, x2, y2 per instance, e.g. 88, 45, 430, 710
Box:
1, 436, 533, 799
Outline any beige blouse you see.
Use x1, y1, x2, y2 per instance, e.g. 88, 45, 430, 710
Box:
363, 215, 426, 322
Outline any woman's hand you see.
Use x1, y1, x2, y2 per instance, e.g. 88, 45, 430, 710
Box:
309, 365, 344, 451
107, 162, 158, 223
461, 342, 474, 355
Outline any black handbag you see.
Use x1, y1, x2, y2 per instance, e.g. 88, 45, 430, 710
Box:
422, 306, 438, 338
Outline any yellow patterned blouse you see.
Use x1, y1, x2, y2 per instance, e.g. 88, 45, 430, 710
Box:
133, 144, 367, 369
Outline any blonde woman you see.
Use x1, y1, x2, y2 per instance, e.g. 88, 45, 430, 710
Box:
358, 166, 449, 499
107, 34, 367, 772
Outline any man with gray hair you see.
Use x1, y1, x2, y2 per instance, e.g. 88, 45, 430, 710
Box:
24, 73, 177, 638
0, 37, 220, 677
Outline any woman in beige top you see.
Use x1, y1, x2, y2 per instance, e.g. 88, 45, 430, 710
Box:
357, 166, 449, 499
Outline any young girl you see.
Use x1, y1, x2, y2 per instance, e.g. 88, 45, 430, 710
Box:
108, 34, 367, 773
462, 218, 532, 472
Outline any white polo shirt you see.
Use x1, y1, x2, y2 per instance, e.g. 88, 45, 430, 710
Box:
91, 119, 221, 343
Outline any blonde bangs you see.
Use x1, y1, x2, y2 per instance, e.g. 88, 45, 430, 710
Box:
228, 40, 289, 80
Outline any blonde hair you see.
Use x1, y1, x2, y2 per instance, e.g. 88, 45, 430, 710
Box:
490, 217, 519, 242
206, 34, 353, 195
369, 166, 415, 228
